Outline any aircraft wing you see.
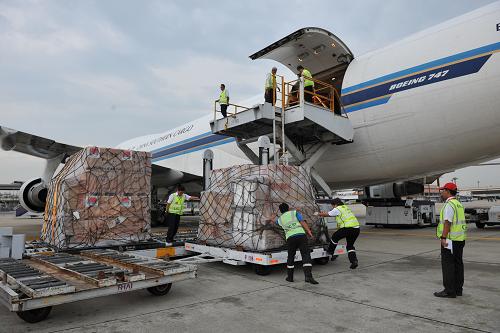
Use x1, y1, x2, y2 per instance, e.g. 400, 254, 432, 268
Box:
0, 125, 82, 159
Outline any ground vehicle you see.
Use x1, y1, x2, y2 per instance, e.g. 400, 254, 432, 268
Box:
184, 242, 346, 276
0, 249, 196, 323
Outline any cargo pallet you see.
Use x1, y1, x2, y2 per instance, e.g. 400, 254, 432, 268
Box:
183, 242, 346, 275
0, 249, 196, 323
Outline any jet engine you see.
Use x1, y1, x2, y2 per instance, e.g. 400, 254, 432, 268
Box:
363, 181, 424, 200
19, 178, 48, 213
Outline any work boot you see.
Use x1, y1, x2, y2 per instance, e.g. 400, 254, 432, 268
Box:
434, 290, 456, 298
324, 242, 337, 255
286, 267, 294, 282
330, 255, 339, 261
303, 266, 318, 285
348, 251, 358, 269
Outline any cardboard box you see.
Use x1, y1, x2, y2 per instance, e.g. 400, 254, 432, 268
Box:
41, 147, 151, 250
198, 164, 323, 251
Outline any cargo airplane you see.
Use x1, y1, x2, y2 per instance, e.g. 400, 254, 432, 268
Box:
1, 2, 499, 213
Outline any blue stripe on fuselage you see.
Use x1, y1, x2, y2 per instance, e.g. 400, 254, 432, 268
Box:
152, 133, 229, 159
151, 42, 499, 160
342, 41, 500, 95
342, 54, 491, 107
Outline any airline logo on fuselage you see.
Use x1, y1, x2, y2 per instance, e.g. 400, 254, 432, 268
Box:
131, 124, 195, 151
389, 70, 449, 91
342, 52, 493, 110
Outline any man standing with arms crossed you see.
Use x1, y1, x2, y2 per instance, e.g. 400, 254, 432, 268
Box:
434, 182, 467, 298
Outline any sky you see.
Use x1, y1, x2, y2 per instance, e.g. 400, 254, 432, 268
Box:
0, 0, 498, 188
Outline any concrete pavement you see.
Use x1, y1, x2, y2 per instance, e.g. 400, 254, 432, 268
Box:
0, 215, 499, 333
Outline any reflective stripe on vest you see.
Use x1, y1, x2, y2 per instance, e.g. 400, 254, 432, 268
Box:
219, 90, 228, 104
265, 73, 276, 89
437, 198, 467, 241
335, 205, 360, 229
168, 193, 185, 215
302, 69, 314, 87
278, 210, 305, 239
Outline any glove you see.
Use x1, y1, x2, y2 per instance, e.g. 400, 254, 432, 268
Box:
313, 212, 319, 216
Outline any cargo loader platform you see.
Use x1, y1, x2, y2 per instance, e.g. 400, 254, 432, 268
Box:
183, 242, 346, 276
210, 101, 353, 145
209, 75, 354, 196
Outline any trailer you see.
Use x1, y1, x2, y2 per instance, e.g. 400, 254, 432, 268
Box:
183, 242, 346, 275
365, 199, 435, 227
0, 249, 196, 323
467, 205, 500, 228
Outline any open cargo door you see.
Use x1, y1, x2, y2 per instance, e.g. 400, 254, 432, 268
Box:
249, 27, 354, 84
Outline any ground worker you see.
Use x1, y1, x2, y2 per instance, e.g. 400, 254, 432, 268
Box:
264, 67, 278, 105
276, 202, 318, 284
297, 65, 314, 103
165, 185, 199, 246
216, 84, 229, 117
316, 198, 360, 269
434, 182, 467, 298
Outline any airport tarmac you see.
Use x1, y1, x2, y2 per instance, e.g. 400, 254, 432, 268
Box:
0, 213, 499, 332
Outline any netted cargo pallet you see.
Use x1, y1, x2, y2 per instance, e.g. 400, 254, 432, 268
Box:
198, 164, 326, 251
41, 147, 152, 250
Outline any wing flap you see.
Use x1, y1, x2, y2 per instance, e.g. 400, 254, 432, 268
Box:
0, 126, 81, 159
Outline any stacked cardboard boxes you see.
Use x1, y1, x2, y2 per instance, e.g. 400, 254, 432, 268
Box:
41, 147, 151, 249
198, 165, 322, 251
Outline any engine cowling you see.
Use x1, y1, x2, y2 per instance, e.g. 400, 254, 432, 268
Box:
363, 181, 424, 199
19, 178, 48, 213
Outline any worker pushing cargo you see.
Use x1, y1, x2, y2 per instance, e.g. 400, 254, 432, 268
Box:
316, 198, 360, 269
297, 65, 314, 103
276, 202, 318, 284
434, 182, 467, 298
165, 185, 199, 246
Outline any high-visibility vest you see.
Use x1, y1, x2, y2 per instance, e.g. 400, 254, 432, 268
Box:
437, 198, 467, 241
302, 69, 314, 87
219, 90, 228, 104
335, 205, 360, 229
265, 73, 276, 89
168, 193, 185, 215
278, 210, 306, 240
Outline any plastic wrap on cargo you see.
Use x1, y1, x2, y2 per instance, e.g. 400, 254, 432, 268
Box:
198, 165, 323, 251
41, 147, 152, 250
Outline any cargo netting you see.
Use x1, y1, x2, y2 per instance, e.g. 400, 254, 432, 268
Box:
198, 164, 326, 251
41, 147, 152, 250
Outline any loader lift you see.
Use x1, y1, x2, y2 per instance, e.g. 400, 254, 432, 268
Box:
210, 74, 354, 197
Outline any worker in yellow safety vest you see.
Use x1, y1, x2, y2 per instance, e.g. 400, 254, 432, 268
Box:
277, 202, 318, 284
297, 65, 314, 103
316, 198, 360, 269
165, 185, 199, 246
216, 83, 230, 118
264, 67, 278, 105
434, 182, 467, 298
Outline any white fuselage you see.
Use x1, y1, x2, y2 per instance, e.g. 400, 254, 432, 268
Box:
118, 3, 500, 189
